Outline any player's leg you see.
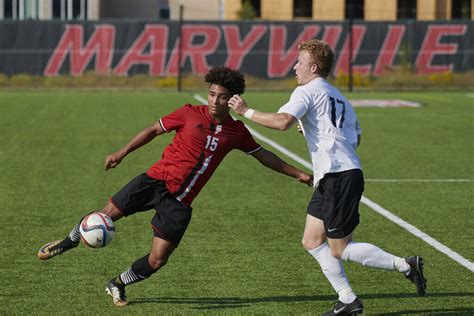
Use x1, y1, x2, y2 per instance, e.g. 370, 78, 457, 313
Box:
306, 172, 364, 315
106, 236, 176, 307
304, 179, 362, 315
304, 216, 364, 316
331, 237, 409, 271
333, 237, 426, 295
37, 174, 151, 261
326, 168, 406, 270
105, 180, 192, 306
37, 202, 124, 260
303, 214, 360, 306
327, 169, 426, 296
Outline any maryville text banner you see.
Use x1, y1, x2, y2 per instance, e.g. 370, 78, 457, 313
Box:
0, 20, 472, 78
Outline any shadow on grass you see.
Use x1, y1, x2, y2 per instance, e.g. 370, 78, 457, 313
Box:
130, 292, 474, 311
371, 307, 474, 315
358, 292, 474, 300
131, 294, 332, 309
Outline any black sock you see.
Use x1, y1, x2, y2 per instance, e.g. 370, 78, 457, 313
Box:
119, 254, 157, 286
59, 236, 78, 249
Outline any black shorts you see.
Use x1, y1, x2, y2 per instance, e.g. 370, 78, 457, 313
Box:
111, 173, 192, 246
307, 169, 364, 239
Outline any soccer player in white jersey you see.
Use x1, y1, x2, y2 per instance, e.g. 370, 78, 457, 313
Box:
228, 39, 427, 315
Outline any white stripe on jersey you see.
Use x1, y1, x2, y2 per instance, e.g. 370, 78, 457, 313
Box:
176, 155, 213, 202
245, 146, 262, 155
158, 119, 167, 132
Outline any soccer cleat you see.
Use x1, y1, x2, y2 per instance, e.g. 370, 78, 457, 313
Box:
405, 256, 427, 296
323, 297, 363, 315
37, 238, 78, 260
106, 279, 128, 307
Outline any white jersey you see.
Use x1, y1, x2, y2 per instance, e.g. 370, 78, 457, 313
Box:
278, 78, 362, 186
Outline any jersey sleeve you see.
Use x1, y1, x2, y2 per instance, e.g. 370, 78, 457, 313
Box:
159, 104, 191, 132
236, 122, 262, 155
277, 86, 310, 120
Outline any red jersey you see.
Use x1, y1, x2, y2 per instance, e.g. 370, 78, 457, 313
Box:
147, 104, 261, 206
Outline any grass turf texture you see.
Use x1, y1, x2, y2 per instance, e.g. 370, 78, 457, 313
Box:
0, 91, 473, 315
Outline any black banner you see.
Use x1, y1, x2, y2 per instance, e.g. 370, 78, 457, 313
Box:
0, 20, 472, 77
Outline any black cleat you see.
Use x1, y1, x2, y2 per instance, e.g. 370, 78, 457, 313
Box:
105, 278, 128, 307
323, 297, 363, 315
37, 238, 79, 260
405, 256, 427, 296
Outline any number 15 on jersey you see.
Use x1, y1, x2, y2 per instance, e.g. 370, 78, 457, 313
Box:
205, 135, 219, 151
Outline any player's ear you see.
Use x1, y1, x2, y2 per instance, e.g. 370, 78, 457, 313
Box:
311, 64, 318, 74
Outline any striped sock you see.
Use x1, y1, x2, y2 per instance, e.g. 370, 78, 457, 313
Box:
68, 223, 81, 243
120, 268, 146, 286
119, 254, 157, 286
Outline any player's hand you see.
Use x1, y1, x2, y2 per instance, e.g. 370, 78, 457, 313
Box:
105, 152, 124, 171
297, 123, 304, 134
228, 94, 249, 116
297, 124, 303, 133
298, 172, 313, 187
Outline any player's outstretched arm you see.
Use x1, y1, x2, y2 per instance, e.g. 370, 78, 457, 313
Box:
251, 148, 313, 186
228, 94, 297, 131
105, 121, 165, 170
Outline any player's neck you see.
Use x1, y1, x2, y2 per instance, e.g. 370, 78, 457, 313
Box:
308, 74, 321, 83
211, 112, 230, 124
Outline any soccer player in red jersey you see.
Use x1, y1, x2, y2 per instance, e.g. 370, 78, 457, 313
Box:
37, 66, 313, 306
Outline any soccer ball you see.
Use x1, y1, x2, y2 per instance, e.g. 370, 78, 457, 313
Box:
79, 213, 115, 248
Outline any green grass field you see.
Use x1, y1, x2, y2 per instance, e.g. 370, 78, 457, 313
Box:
1, 90, 473, 315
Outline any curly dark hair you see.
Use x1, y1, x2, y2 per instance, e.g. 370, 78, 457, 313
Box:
205, 66, 246, 95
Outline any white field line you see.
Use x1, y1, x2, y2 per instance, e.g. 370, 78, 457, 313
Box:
193, 94, 474, 272
360, 197, 474, 272
366, 179, 472, 183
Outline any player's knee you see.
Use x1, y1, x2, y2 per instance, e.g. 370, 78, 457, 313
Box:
330, 247, 344, 259
131, 254, 158, 278
301, 237, 325, 251
99, 202, 124, 221
147, 254, 169, 270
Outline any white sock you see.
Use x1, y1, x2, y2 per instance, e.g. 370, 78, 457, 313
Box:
308, 242, 357, 303
341, 241, 410, 273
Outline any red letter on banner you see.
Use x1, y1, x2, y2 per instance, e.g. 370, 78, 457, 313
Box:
114, 25, 169, 76
167, 25, 221, 76
267, 25, 320, 78
373, 25, 406, 76
322, 25, 343, 51
415, 24, 467, 74
43, 25, 115, 76
333, 25, 371, 76
223, 24, 267, 70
